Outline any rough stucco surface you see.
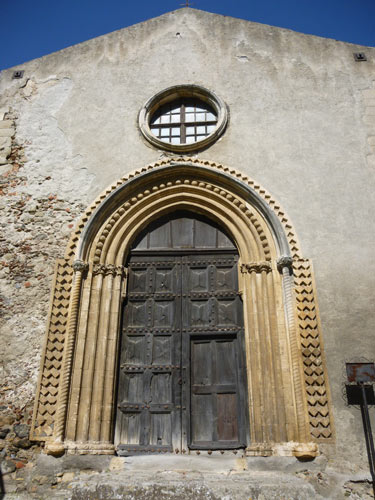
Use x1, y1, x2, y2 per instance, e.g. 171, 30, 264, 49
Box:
0, 7, 375, 495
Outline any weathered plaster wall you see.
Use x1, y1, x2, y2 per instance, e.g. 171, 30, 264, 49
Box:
0, 7, 374, 485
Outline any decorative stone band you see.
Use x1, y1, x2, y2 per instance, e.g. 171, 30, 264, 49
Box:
293, 259, 334, 441
30, 259, 73, 441
240, 261, 272, 274
92, 264, 127, 277
65, 158, 302, 261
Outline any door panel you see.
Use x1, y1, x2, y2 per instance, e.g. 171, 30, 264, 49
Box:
116, 256, 182, 454
116, 242, 246, 454
189, 336, 243, 449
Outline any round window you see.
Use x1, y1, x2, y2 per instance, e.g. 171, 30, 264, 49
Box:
139, 85, 228, 153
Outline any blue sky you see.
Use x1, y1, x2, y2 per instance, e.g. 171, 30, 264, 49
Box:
1, 0, 374, 70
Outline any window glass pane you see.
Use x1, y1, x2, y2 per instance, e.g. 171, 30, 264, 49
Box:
149, 98, 218, 146
195, 105, 206, 113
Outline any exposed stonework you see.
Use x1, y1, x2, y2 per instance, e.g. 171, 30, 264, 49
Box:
0, 106, 88, 466
0, 108, 15, 168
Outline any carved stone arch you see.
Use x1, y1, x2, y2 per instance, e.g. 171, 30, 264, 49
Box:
31, 159, 333, 457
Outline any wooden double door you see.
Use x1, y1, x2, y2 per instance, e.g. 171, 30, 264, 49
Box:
115, 214, 248, 455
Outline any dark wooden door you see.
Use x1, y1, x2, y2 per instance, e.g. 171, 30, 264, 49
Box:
182, 254, 246, 450
116, 255, 182, 455
115, 213, 247, 454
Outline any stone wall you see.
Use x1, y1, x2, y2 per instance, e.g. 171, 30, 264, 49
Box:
0, 107, 88, 468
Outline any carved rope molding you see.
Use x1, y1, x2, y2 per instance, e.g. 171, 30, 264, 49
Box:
53, 260, 90, 445
64, 158, 301, 261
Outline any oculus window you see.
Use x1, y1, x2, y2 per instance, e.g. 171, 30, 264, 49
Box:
139, 85, 228, 153
150, 98, 217, 145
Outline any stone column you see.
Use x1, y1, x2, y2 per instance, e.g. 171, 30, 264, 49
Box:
46, 260, 88, 455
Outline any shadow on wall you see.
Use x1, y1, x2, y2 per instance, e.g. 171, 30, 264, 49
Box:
0, 467, 5, 499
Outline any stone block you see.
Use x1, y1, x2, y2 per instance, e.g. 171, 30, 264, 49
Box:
0, 415, 15, 426
1, 459, 16, 474
0, 136, 11, 147
0, 128, 14, 137
0, 109, 9, 120
109, 457, 125, 471
14, 423, 30, 439
0, 428, 10, 439
61, 471, 75, 482
362, 88, 375, 99
365, 106, 375, 116
0, 157, 9, 166
0, 147, 11, 159
367, 154, 375, 169
14, 438, 32, 449
363, 115, 375, 127
0, 120, 14, 128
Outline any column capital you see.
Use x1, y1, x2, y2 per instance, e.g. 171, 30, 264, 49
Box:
73, 260, 89, 273
240, 261, 272, 274
277, 256, 293, 273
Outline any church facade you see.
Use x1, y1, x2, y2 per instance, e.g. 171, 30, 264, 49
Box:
0, 8, 374, 498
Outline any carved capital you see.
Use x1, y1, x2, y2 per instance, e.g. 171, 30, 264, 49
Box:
72, 260, 89, 273
277, 256, 293, 273
240, 261, 272, 274
92, 264, 126, 277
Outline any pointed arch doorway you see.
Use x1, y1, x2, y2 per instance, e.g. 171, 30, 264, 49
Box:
115, 211, 249, 455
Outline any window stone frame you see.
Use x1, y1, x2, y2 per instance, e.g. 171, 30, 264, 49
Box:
139, 85, 228, 153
